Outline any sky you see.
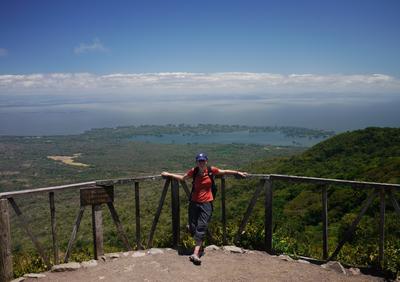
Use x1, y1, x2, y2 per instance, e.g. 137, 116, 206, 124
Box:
0, 0, 399, 135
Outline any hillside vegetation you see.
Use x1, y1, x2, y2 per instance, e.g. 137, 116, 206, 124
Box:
274, 127, 399, 182
239, 127, 400, 274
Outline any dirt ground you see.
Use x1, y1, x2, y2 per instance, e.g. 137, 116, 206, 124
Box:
22, 248, 384, 282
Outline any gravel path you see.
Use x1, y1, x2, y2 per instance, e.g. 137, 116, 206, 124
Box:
21, 248, 383, 282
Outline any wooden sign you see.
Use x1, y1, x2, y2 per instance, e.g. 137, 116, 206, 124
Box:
80, 186, 114, 206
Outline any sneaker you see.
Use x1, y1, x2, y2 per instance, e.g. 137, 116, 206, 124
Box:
189, 254, 201, 265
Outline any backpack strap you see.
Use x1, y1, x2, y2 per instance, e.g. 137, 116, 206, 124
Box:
190, 167, 200, 201
207, 166, 215, 182
191, 166, 200, 184
207, 166, 217, 199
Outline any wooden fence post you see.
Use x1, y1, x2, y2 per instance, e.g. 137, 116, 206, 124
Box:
171, 179, 180, 249
379, 188, 385, 268
235, 179, 264, 242
0, 198, 13, 282
134, 182, 142, 249
92, 204, 104, 259
322, 186, 328, 260
221, 177, 227, 245
107, 202, 132, 251
264, 178, 273, 254
328, 189, 377, 261
147, 179, 170, 248
64, 206, 85, 263
8, 198, 49, 267
49, 192, 59, 265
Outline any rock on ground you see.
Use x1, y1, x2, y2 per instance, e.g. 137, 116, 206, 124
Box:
11, 278, 25, 282
222, 245, 244, 253
147, 248, 164, 255
51, 262, 81, 272
278, 254, 294, 262
321, 261, 347, 275
23, 273, 46, 278
132, 251, 146, 257
349, 267, 361, 275
81, 260, 98, 268
205, 245, 219, 251
107, 253, 120, 259
19, 249, 383, 282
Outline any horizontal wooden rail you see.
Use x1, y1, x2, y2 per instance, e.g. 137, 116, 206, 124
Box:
0, 181, 96, 199
270, 174, 400, 189
2, 173, 398, 199
0, 175, 163, 199
96, 175, 163, 186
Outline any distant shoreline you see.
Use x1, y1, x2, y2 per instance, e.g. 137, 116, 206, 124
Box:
0, 123, 336, 139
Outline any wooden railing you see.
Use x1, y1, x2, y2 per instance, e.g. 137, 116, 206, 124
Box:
0, 174, 399, 281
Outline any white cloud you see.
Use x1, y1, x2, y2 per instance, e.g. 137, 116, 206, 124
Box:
74, 38, 108, 54
0, 48, 8, 57
0, 72, 399, 102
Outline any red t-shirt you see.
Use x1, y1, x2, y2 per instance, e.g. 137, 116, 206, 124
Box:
187, 166, 220, 203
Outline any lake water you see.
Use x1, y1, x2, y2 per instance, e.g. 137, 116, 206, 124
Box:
129, 131, 329, 147
1, 94, 398, 136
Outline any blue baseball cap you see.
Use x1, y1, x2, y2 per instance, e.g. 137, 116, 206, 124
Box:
195, 153, 208, 161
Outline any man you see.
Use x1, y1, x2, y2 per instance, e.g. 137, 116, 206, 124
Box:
161, 153, 247, 265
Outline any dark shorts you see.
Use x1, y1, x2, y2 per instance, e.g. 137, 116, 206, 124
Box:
188, 201, 213, 242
